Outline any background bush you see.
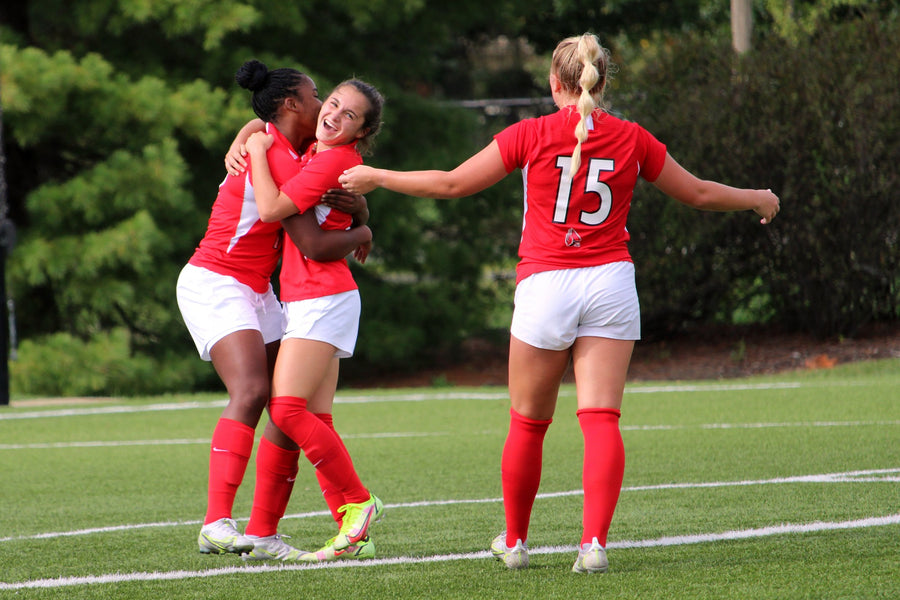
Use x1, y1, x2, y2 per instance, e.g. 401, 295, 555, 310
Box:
3, 3, 897, 395
622, 16, 899, 339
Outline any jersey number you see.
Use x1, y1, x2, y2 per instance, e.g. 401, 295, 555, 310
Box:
553, 156, 615, 225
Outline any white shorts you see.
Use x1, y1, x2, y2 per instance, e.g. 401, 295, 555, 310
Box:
176, 264, 284, 361
510, 261, 640, 351
282, 290, 361, 359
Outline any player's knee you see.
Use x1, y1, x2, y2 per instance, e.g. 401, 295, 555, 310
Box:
226, 382, 270, 418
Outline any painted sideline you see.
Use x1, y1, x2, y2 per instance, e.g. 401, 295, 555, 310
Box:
3, 380, 870, 420
1, 513, 898, 590
3, 468, 897, 544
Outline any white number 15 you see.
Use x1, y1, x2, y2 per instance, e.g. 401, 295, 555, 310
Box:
553, 156, 615, 225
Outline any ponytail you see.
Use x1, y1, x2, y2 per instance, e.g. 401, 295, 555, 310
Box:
569, 35, 602, 178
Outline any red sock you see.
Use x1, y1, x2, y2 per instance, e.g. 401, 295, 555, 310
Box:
245, 436, 300, 537
204, 418, 255, 524
501, 408, 551, 547
577, 408, 625, 547
314, 413, 350, 528
269, 396, 368, 504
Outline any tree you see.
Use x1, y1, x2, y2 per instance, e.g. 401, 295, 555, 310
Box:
0, 0, 527, 393
732, 0, 753, 53
1, 0, 897, 395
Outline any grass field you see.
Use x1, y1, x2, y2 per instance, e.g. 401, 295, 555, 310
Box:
1, 359, 898, 599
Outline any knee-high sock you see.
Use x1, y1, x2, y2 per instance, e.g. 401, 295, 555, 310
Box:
577, 408, 625, 547
268, 396, 369, 504
314, 413, 351, 529
501, 408, 551, 547
205, 417, 255, 524
245, 436, 300, 537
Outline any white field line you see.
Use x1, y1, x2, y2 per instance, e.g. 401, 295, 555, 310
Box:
1, 512, 898, 590
0, 379, 877, 420
2, 468, 897, 546
2, 415, 898, 451
0, 431, 444, 451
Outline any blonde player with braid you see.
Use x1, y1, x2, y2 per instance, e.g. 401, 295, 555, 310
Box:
340, 33, 780, 573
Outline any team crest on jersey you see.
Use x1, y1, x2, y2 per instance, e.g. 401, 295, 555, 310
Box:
565, 227, 582, 247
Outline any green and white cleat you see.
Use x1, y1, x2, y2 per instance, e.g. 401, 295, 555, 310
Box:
299, 535, 375, 562
571, 537, 608, 574
334, 493, 381, 550
241, 534, 306, 561
372, 494, 385, 524
198, 518, 254, 554
490, 531, 529, 570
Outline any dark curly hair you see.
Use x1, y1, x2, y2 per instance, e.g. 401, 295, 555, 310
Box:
235, 59, 310, 123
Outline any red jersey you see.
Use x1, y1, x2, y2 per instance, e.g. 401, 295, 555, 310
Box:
189, 123, 309, 293
494, 106, 667, 283
278, 143, 361, 302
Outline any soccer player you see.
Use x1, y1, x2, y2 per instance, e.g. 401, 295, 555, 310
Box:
177, 60, 371, 557
238, 79, 386, 563
339, 33, 780, 573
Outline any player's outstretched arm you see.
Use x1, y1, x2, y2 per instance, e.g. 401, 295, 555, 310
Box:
339, 141, 508, 199
652, 153, 780, 224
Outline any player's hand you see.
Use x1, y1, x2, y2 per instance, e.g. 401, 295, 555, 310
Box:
353, 239, 372, 264
755, 189, 780, 225
322, 189, 367, 214
339, 165, 378, 195
245, 132, 274, 156
225, 144, 248, 176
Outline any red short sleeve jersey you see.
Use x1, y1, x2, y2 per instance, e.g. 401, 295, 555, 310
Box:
189, 123, 306, 293
494, 107, 666, 283
278, 143, 362, 302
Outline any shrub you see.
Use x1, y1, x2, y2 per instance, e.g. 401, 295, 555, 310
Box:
622, 15, 899, 338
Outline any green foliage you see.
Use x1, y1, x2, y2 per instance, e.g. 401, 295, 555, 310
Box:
10, 327, 215, 396
764, 0, 893, 44
2, 1, 898, 395
622, 14, 900, 338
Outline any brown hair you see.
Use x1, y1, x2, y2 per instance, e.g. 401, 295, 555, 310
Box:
334, 79, 385, 157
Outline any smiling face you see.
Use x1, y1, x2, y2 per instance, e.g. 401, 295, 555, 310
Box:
315, 84, 371, 151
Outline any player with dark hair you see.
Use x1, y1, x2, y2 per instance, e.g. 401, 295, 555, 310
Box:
177, 60, 370, 557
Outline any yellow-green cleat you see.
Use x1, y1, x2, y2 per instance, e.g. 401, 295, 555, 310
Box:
299, 535, 375, 562
333, 493, 382, 550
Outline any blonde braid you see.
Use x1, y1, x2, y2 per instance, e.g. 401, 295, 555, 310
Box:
569, 35, 602, 178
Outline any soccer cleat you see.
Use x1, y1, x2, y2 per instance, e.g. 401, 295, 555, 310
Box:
240, 533, 306, 561
372, 494, 385, 524
571, 537, 609, 574
299, 535, 375, 562
490, 531, 529, 570
333, 493, 381, 550
197, 518, 254, 554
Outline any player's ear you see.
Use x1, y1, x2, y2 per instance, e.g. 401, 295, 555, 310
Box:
549, 73, 563, 93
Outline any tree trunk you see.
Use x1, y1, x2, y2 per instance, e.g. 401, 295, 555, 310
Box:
731, 0, 753, 54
